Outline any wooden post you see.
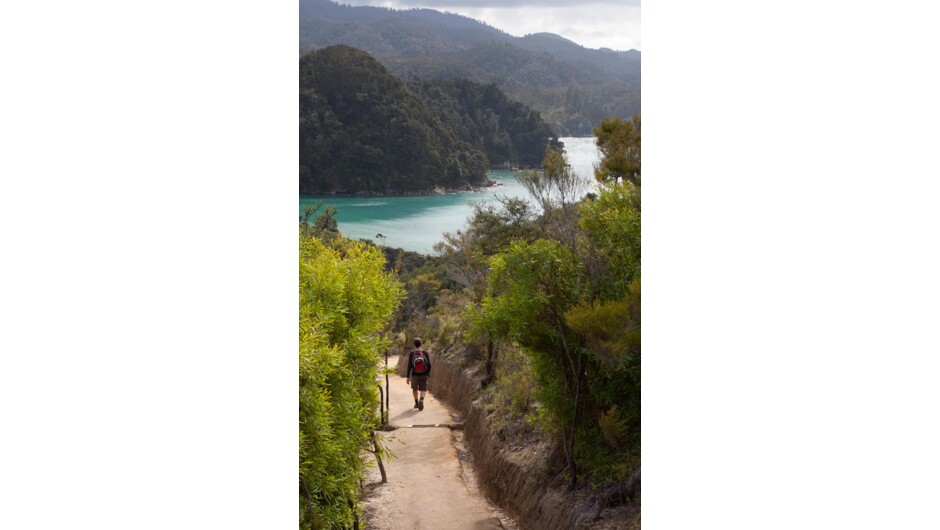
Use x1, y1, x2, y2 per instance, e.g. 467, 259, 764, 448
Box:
377, 384, 385, 425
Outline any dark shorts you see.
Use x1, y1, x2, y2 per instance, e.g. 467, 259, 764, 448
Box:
410, 374, 429, 391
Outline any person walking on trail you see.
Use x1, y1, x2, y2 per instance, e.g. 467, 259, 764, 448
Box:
406, 338, 431, 411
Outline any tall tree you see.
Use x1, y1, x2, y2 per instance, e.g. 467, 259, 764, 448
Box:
593, 115, 641, 186
468, 128, 642, 491
473, 238, 588, 489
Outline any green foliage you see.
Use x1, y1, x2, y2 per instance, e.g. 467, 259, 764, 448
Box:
574, 425, 639, 486
579, 180, 641, 298
565, 289, 639, 370
299, 45, 488, 194
461, 198, 543, 257
300, 202, 341, 243
598, 404, 628, 449
479, 239, 583, 340
408, 78, 562, 168
509, 82, 641, 136
472, 239, 591, 487
397, 273, 443, 328
371, 246, 462, 331
465, 137, 642, 490
378, 246, 455, 289
593, 115, 641, 186
299, 233, 404, 529
386, 152, 641, 488
314, 206, 338, 234
299, 43, 561, 196
400, 289, 470, 356
296, 113, 643, 508
480, 343, 540, 444
491, 346, 535, 414
434, 196, 544, 303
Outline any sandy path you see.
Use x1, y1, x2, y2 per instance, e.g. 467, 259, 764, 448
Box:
362, 356, 506, 530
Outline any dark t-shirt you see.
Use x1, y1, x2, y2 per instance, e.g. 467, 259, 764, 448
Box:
407, 349, 431, 377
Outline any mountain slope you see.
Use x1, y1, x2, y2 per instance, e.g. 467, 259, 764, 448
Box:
516, 33, 641, 85
408, 78, 562, 168
300, 45, 488, 194
300, 0, 640, 135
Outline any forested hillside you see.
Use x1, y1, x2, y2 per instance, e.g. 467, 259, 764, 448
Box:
408, 78, 562, 168
300, 46, 561, 194
300, 45, 488, 194
299, 0, 640, 135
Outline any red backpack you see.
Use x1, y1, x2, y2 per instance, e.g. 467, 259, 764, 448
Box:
412, 350, 428, 374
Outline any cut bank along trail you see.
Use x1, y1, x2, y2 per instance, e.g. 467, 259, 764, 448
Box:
362, 356, 510, 529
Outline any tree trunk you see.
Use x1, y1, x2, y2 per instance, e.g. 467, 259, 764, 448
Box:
370, 431, 387, 483
482, 339, 497, 388
554, 310, 581, 490
377, 384, 385, 425
567, 359, 585, 490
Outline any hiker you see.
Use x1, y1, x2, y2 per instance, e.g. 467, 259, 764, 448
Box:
406, 338, 431, 411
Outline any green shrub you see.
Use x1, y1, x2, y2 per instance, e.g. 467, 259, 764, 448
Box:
299, 234, 403, 529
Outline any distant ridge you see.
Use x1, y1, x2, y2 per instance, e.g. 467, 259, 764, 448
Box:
523, 32, 579, 44
300, 0, 640, 135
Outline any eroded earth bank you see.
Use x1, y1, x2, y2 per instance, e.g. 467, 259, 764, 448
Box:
362, 354, 639, 530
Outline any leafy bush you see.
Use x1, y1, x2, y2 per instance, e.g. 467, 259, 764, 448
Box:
468, 135, 642, 490
299, 234, 403, 529
484, 343, 537, 417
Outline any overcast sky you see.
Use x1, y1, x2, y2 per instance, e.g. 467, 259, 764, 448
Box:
338, 0, 641, 51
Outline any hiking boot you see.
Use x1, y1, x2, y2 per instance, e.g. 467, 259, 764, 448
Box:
418, 399, 424, 411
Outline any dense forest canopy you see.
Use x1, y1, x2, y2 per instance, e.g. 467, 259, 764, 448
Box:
300, 45, 488, 194
300, 0, 640, 135
300, 45, 561, 194
408, 78, 562, 169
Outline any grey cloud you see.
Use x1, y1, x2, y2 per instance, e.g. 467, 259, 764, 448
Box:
345, 0, 639, 7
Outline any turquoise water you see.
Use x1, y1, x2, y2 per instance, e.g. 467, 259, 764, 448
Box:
299, 137, 599, 254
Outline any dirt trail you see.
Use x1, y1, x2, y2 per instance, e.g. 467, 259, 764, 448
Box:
362, 356, 510, 530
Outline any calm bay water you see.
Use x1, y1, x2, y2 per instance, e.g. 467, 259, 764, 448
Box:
299, 137, 599, 254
